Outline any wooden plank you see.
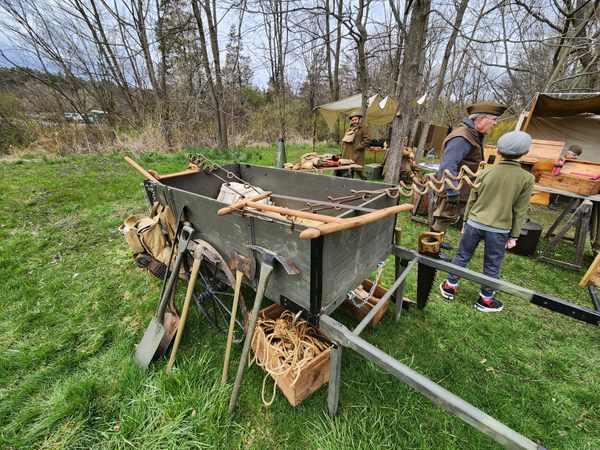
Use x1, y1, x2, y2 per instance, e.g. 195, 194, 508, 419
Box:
538, 172, 600, 196
561, 161, 600, 176
287, 164, 362, 172
538, 200, 592, 272
530, 191, 550, 206
544, 198, 577, 238
519, 139, 565, 164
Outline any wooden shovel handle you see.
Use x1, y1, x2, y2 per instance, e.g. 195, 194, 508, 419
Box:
217, 192, 272, 216
125, 156, 160, 182
221, 269, 243, 385
298, 203, 413, 240
166, 257, 202, 372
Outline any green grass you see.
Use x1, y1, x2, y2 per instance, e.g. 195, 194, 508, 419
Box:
0, 145, 599, 449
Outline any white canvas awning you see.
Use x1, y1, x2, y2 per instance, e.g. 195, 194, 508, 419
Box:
316, 94, 398, 131
519, 93, 600, 162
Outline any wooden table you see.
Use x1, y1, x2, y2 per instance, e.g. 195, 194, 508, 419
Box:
368, 147, 387, 163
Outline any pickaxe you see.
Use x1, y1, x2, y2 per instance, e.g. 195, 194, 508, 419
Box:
228, 245, 300, 412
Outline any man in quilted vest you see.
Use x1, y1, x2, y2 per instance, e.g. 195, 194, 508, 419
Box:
430, 102, 507, 241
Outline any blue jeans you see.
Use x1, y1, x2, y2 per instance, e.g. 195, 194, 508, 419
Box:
447, 223, 508, 298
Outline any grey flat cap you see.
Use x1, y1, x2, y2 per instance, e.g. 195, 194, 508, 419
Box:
497, 131, 532, 156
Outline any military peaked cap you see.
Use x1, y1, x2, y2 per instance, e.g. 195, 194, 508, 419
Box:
467, 101, 507, 117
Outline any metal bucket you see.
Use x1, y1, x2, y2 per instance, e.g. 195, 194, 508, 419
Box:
510, 219, 543, 256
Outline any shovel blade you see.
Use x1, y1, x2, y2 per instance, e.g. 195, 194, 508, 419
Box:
153, 312, 179, 361
134, 317, 166, 368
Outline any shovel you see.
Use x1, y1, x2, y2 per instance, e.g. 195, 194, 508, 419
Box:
134, 225, 195, 368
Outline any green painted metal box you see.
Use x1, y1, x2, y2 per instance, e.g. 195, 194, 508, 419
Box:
364, 163, 383, 181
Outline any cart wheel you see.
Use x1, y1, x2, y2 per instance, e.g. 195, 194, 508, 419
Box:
192, 240, 248, 343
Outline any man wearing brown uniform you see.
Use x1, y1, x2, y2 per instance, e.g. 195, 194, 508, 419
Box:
430, 102, 507, 244
341, 110, 371, 180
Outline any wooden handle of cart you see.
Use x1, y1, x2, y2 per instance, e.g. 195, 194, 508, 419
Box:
218, 192, 342, 224
124, 156, 160, 182
218, 192, 272, 216
298, 204, 414, 239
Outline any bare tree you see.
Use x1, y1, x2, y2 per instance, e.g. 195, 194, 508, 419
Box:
385, 0, 431, 184
191, 0, 228, 149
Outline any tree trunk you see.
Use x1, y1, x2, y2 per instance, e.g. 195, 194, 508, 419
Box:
202, 0, 228, 149
385, 0, 431, 184
191, 0, 228, 150
416, 0, 468, 157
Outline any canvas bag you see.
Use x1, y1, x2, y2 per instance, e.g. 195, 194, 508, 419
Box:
119, 202, 176, 264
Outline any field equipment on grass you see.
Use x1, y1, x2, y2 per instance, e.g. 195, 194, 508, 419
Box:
221, 250, 256, 384
134, 225, 194, 368
229, 245, 300, 412
126, 154, 600, 449
167, 254, 202, 372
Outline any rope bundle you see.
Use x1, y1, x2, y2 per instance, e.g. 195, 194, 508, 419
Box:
251, 310, 330, 406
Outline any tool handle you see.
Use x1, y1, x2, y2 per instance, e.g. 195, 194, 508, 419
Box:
157, 167, 201, 180
167, 256, 202, 372
217, 192, 272, 215
221, 270, 244, 384
242, 201, 341, 223
229, 263, 274, 413
298, 204, 413, 239
125, 156, 160, 182
157, 225, 194, 321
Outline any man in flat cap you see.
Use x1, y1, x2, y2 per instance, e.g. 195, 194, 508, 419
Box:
340, 110, 371, 179
430, 101, 507, 248
439, 130, 534, 312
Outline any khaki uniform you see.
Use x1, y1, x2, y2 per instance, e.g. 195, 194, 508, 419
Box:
431, 124, 484, 232
342, 123, 371, 168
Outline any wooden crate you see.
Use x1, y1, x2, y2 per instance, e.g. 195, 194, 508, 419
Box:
531, 190, 550, 206
531, 160, 556, 182
538, 172, 600, 196
561, 160, 600, 177
519, 139, 565, 165
340, 279, 390, 326
251, 304, 330, 407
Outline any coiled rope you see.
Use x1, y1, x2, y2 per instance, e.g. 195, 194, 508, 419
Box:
251, 310, 330, 406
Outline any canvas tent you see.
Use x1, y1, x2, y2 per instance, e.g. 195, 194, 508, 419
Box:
518, 93, 600, 162
316, 94, 398, 131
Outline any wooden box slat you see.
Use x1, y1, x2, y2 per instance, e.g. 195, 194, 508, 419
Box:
538, 172, 600, 196
519, 139, 565, 164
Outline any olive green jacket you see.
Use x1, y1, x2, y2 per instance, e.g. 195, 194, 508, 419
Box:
341, 123, 371, 166
464, 160, 535, 238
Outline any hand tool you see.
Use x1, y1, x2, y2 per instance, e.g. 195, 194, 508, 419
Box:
134, 225, 194, 368
221, 250, 256, 384
228, 245, 299, 412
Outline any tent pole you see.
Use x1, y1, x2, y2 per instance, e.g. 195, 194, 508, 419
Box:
312, 109, 317, 152
522, 93, 539, 132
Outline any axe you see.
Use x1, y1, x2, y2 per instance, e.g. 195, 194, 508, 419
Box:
221, 250, 256, 385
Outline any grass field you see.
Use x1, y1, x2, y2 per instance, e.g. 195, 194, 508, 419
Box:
1, 144, 599, 449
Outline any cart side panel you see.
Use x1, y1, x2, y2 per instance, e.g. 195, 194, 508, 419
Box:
154, 183, 313, 309
157, 164, 242, 199
320, 198, 396, 313
239, 165, 393, 213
